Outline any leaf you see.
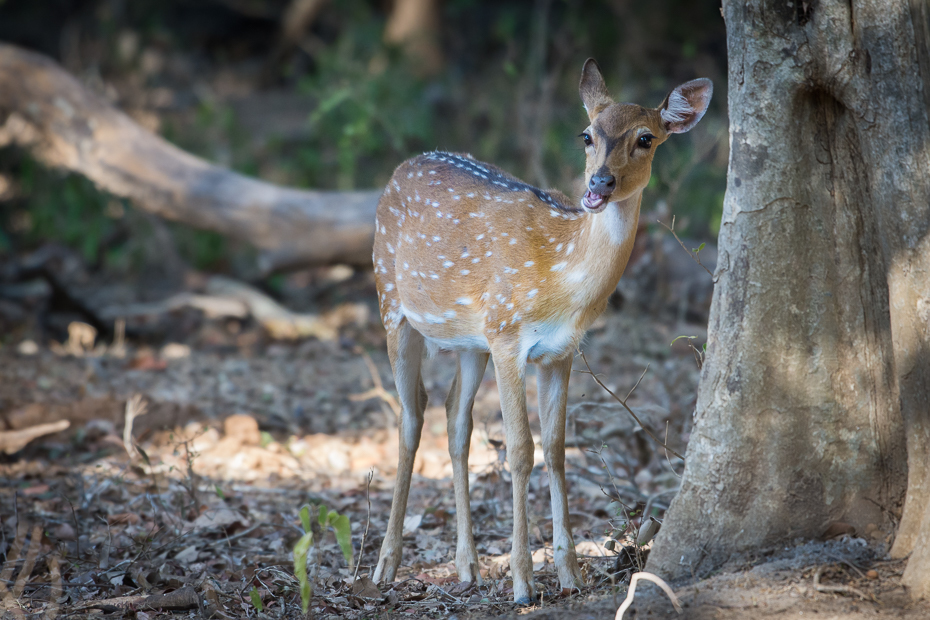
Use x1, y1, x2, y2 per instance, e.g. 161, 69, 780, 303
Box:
669, 335, 696, 347
214, 485, 225, 500
692, 242, 706, 253
299, 505, 312, 534
293, 531, 314, 614
331, 513, 354, 569
318, 504, 329, 527
702, 342, 708, 352
249, 587, 263, 612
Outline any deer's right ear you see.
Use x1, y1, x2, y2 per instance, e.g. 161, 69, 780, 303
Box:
579, 58, 612, 121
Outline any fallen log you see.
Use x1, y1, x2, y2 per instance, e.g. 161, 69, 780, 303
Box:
0, 43, 380, 273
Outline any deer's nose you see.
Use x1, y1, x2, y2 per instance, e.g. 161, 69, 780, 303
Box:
588, 174, 616, 195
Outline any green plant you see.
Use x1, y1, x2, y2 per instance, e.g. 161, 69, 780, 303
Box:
292, 503, 354, 615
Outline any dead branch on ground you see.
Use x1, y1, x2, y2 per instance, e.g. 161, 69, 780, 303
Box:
0, 43, 380, 274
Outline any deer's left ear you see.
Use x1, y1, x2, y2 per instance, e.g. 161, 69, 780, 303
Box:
658, 78, 713, 134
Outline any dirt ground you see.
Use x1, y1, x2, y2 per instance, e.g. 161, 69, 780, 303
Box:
1, 296, 927, 619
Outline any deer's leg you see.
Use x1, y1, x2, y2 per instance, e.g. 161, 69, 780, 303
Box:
492, 349, 535, 604
444, 350, 490, 584
537, 355, 583, 590
374, 320, 428, 583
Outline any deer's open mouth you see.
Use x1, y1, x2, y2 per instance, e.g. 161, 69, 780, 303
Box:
582, 190, 610, 212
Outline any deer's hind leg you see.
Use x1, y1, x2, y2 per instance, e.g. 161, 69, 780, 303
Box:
374, 319, 428, 583
445, 350, 490, 583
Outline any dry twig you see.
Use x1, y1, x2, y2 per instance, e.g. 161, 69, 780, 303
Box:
615, 571, 681, 619
353, 470, 374, 582
659, 215, 716, 282
577, 351, 685, 461
122, 394, 148, 462
812, 565, 871, 601
350, 350, 401, 424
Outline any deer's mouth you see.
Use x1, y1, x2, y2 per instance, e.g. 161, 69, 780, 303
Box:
582, 190, 610, 212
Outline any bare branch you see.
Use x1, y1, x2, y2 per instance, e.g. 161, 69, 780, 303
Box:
578, 351, 685, 461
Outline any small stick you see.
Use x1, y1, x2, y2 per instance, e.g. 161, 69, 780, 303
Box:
353, 470, 374, 582
350, 351, 401, 423
123, 394, 148, 461
659, 215, 716, 281
578, 351, 685, 461
615, 571, 681, 619
625, 364, 650, 401
812, 565, 871, 601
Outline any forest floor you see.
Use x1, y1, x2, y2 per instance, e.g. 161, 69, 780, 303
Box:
1, 273, 928, 619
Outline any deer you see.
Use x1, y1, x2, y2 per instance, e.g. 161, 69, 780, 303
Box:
371, 58, 712, 604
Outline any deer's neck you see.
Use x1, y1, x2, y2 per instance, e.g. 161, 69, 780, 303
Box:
554, 190, 642, 317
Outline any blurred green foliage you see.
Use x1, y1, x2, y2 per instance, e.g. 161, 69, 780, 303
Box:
0, 0, 728, 275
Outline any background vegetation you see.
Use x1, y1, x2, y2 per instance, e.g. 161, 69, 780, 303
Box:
0, 0, 728, 277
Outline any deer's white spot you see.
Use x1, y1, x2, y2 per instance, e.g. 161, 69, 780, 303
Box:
510, 238, 517, 245
424, 313, 445, 324
556, 243, 563, 252
472, 258, 480, 263
476, 234, 485, 240
524, 261, 535, 267
551, 262, 567, 272
504, 267, 518, 274
486, 251, 493, 257
460, 269, 470, 275
384, 283, 395, 292
456, 297, 473, 306
527, 289, 538, 299
443, 310, 457, 319
566, 242, 575, 255
443, 260, 454, 268
564, 269, 587, 283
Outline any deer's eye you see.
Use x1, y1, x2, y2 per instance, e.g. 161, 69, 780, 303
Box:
580, 133, 593, 147
638, 134, 654, 149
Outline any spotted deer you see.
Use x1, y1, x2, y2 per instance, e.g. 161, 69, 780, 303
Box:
371, 59, 711, 603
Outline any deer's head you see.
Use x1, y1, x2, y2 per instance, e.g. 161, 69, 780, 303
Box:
578, 59, 712, 212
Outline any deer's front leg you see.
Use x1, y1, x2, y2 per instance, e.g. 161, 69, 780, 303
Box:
492, 349, 535, 604
537, 355, 583, 590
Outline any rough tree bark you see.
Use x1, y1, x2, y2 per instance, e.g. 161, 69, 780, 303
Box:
647, 0, 930, 598
0, 43, 380, 273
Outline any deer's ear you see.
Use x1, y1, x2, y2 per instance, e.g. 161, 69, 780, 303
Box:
579, 58, 612, 121
658, 78, 713, 134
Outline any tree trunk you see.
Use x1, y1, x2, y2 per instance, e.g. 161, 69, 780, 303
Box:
647, 0, 930, 598
0, 43, 380, 274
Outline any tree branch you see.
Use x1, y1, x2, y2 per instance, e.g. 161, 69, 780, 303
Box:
0, 43, 379, 274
